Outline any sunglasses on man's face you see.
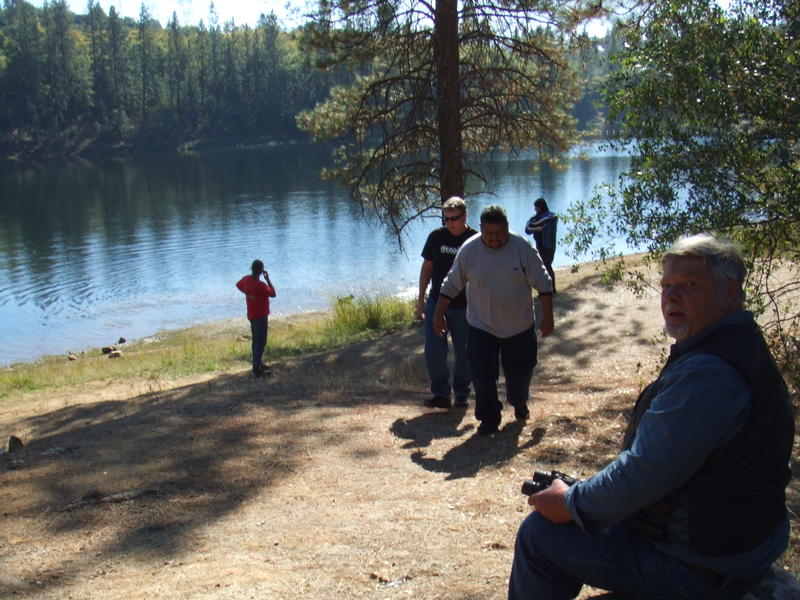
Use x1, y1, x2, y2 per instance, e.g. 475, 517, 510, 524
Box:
443, 213, 465, 223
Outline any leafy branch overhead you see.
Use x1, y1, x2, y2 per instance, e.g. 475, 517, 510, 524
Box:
297, 0, 607, 236
566, 0, 799, 378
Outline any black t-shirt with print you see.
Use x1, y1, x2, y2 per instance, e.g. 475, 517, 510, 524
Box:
421, 226, 477, 309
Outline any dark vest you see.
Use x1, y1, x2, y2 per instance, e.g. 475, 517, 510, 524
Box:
622, 316, 794, 556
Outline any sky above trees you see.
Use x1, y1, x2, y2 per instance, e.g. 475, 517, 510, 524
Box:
30, 0, 609, 34
30, 0, 305, 28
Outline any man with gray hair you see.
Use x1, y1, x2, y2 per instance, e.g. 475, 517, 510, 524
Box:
433, 204, 554, 435
509, 233, 794, 599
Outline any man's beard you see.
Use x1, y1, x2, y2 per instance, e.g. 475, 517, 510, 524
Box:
664, 322, 689, 342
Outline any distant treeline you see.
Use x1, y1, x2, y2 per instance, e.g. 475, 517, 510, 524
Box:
0, 0, 613, 160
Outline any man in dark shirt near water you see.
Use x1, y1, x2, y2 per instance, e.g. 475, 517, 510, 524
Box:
509, 233, 794, 599
417, 197, 477, 409
525, 197, 558, 293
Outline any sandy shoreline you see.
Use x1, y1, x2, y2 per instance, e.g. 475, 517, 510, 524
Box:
3, 258, 599, 369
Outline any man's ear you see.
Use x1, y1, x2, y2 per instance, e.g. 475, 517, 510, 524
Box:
722, 279, 742, 312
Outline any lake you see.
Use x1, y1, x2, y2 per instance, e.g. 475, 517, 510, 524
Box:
0, 144, 631, 366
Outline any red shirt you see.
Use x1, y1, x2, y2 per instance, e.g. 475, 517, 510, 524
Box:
236, 275, 276, 319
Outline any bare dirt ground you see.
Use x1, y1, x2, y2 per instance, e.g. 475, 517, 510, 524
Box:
1, 264, 798, 600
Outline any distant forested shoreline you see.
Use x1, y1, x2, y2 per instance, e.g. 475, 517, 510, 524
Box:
0, 0, 614, 161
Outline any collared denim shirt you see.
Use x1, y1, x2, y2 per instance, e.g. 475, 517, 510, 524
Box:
565, 311, 789, 577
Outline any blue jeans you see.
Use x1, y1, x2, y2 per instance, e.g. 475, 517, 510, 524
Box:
423, 295, 470, 399
509, 512, 724, 599
249, 317, 268, 374
468, 325, 537, 427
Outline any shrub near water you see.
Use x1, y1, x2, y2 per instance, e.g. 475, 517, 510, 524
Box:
328, 295, 414, 336
0, 295, 417, 399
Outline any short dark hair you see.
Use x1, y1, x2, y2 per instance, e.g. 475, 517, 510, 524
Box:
480, 204, 508, 225
251, 259, 264, 277
534, 197, 549, 212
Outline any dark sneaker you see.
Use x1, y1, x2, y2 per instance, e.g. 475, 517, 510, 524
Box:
423, 396, 451, 409
453, 396, 468, 408
514, 406, 530, 421
477, 421, 500, 436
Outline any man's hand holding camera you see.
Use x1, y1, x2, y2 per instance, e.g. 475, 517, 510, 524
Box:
529, 479, 572, 524
521, 470, 576, 524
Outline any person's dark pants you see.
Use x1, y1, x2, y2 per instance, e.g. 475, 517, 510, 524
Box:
249, 317, 269, 375
539, 246, 556, 293
509, 512, 743, 599
467, 325, 537, 428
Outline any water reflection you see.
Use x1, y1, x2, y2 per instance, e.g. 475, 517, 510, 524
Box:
0, 144, 631, 365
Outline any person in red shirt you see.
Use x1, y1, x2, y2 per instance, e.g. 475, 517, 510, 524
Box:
236, 259, 277, 377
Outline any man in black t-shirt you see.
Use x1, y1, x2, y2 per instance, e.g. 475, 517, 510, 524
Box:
417, 197, 477, 409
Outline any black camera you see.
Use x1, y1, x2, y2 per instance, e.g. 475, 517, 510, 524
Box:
521, 470, 577, 496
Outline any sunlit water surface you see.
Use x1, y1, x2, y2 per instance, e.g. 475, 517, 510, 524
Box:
0, 144, 631, 365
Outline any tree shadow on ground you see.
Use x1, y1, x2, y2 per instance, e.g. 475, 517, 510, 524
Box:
3, 371, 294, 528
0, 276, 697, 599
533, 273, 663, 385
0, 353, 418, 598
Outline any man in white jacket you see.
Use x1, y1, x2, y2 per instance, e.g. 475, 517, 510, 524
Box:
433, 205, 554, 435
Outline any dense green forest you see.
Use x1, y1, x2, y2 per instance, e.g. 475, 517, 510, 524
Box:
0, 0, 611, 160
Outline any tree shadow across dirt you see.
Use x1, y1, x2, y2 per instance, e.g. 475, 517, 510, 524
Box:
5, 270, 794, 597
534, 274, 663, 384
0, 368, 358, 597
0, 275, 666, 598
531, 401, 633, 472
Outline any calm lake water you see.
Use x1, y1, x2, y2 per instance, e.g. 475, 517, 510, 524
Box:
0, 144, 631, 366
